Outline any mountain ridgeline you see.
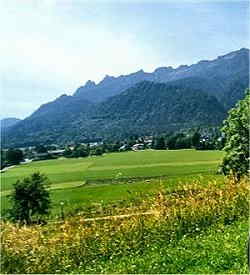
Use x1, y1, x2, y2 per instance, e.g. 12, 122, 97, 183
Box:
2, 48, 249, 147
74, 48, 249, 109
1, 118, 21, 130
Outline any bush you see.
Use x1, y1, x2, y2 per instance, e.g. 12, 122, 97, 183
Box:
8, 172, 51, 224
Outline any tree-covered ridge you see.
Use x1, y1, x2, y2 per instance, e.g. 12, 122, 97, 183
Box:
90, 80, 226, 138
0, 118, 21, 129
2, 96, 94, 146
3, 79, 228, 147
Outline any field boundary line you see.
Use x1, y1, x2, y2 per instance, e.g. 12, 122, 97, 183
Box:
0, 181, 86, 197
88, 160, 220, 171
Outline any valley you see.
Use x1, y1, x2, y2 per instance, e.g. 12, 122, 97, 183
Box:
1, 1, 249, 274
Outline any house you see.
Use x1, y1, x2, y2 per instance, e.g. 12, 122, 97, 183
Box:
89, 141, 103, 148
132, 143, 145, 151
145, 139, 153, 147
119, 144, 128, 151
48, 149, 65, 156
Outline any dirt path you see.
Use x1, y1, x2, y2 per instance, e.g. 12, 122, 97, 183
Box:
51, 210, 160, 225
0, 181, 86, 197
83, 210, 159, 222
0, 165, 16, 173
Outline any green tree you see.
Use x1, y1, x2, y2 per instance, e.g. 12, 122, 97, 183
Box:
35, 145, 48, 153
92, 147, 103, 156
112, 141, 121, 152
72, 145, 89, 158
220, 90, 249, 180
154, 137, 166, 150
0, 150, 7, 169
191, 131, 201, 148
175, 136, 191, 149
6, 149, 23, 165
63, 146, 73, 158
9, 172, 51, 224
166, 135, 177, 150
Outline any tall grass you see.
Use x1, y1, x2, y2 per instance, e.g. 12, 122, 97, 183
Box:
1, 178, 248, 274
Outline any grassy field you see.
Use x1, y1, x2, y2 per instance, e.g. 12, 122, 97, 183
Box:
1, 178, 248, 274
95, 218, 248, 274
1, 149, 248, 274
1, 149, 224, 217
1, 149, 224, 191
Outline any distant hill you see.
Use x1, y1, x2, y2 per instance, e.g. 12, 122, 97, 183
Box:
1, 118, 21, 129
2, 48, 249, 147
2, 95, 93, 146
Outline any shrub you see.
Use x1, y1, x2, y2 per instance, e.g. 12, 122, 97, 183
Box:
8, 172, 51, 224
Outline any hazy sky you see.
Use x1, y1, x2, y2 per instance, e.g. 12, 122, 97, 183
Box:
1, 0, 249, 119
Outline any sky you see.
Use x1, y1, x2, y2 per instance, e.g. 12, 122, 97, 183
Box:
1, 0, 249, 119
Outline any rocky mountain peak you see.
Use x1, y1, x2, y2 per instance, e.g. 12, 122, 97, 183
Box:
84, 80, 96, 88
154, 66, 174, 75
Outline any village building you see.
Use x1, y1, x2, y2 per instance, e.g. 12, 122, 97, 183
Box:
132, 143, 145, 151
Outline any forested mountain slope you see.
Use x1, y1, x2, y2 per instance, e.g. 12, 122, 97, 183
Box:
2, 48, 249, 147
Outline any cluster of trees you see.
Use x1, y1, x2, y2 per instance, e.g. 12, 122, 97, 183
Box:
1, 149, 24, 169
151, 131, 225, 151
61, 130, 225, 157
63, 139, 142, 157
63, 144, 103, 158
152, 134, 193, 150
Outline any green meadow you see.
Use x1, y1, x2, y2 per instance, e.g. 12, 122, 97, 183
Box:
1, 149, 224, 191
1, 149, 224, 217
1, 149, 249, 274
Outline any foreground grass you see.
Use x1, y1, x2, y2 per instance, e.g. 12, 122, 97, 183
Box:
96, 218, 248, 274
1, 178, 248, 274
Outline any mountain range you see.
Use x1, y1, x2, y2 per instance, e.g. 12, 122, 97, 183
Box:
2, 48, 249, 148
1, 118, 21, 130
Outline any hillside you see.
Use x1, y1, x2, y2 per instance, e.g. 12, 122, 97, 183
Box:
2, 48, 249, 147
0, 118, 21, 129
3, 79, 228, 147
88, 79, 227, 139
2, 96, 94, 146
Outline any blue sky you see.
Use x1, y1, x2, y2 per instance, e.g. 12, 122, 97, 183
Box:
1, 0, 249, 119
